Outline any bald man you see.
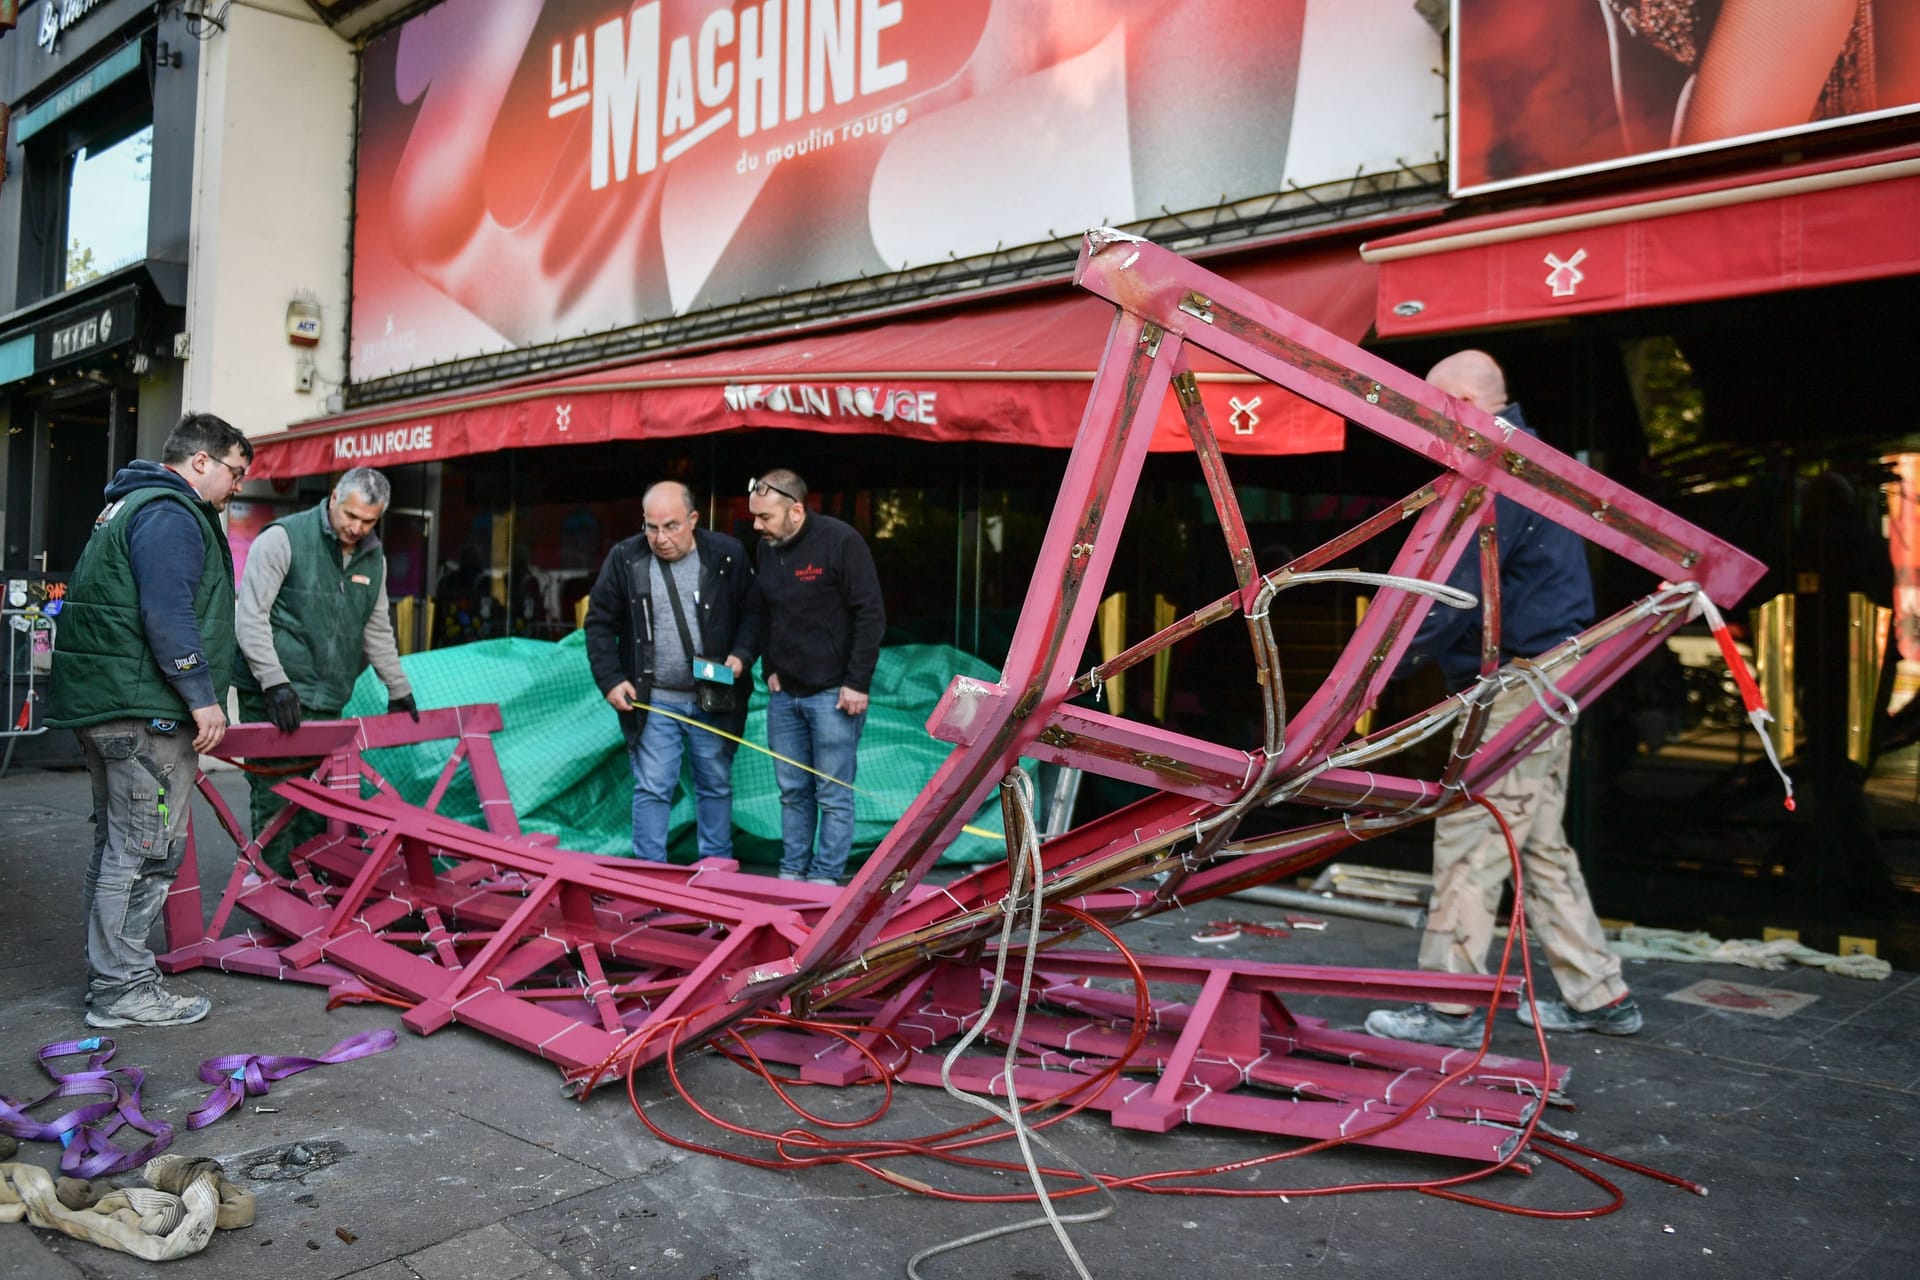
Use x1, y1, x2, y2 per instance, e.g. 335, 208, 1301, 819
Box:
585, 482, 763, 862
1366, 350, 1640, 1047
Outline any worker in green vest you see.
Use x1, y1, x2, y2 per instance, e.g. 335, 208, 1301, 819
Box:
233, 467, 417, 875
47, 412, 253, 1029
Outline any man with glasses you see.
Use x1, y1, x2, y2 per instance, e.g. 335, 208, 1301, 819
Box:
585, 481, 763, 861
48, 412, 254, 1028
233, 467, 418, 875
746, 470, 886, 885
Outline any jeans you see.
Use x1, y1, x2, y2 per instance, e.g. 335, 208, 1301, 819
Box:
78, 717, 199, 1004
767, 688, 866, 881
628, 691, 736, 861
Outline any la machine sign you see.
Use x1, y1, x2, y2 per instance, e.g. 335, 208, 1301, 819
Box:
551, 0, 911, 192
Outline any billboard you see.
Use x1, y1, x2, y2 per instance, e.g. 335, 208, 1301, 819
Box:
350, 0, 1441, 380
1453, 0, 1920, 196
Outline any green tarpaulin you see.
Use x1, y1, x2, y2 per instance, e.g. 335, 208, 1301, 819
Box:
341, 635, 1016, 865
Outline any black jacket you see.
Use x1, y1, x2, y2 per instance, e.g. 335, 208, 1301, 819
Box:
755, 512, 886, 696
584, 527, 763, 740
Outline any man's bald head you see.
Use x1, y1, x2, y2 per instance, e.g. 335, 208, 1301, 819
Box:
1426, 349, 1509, 415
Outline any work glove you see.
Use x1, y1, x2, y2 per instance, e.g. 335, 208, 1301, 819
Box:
263, 684, 303, 734
389, 693, 420, 722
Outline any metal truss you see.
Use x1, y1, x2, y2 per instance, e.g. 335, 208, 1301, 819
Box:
163, 231, 1763, 1164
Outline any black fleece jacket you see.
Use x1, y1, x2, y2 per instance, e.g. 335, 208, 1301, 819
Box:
754, 512, 885, 697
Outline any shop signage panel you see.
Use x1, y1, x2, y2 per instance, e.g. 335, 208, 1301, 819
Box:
10, 39, 141, 142
33, 286, 137, 371
38, 0, 110, 54
350, 0, 1441, 380
251, 371, 1343, 481
1451, 0, 1920, 196
0, 333, 33, 386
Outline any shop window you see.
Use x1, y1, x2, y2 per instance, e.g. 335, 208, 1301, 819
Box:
1621, 335, 1705, 459
64, 122, 151, 290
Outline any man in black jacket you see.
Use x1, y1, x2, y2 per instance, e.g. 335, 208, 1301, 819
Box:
748, 470, 886, 884
585, 482, 763, 861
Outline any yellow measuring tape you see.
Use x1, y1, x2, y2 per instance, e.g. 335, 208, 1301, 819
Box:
636, 701, 1003, 844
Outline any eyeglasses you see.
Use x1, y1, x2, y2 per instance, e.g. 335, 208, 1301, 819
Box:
644, 518, 688, 537
203, 453, 248, 484
747, 477, 799, 503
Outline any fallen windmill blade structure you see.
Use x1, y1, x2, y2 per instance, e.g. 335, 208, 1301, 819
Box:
162, 229, 1766, 1165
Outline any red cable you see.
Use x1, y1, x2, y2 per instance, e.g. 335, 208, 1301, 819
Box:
581, 807, 1690, 1219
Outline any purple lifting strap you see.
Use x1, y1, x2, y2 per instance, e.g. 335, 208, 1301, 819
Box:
0, 1037, 175, 1179
188, 1029, 398, 1129
2, 1030, 398, 1176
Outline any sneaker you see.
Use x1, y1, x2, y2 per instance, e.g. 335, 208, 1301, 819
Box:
85, 983, 211, 1029
1363, 1004, 1485, 1049
777, 871, 804, 882
1517, 994, 1641, 1036
806, 876, 838, 886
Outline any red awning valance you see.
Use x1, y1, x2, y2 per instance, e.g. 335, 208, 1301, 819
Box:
250, 238, 1384, 480
1363, 143, 1920, 338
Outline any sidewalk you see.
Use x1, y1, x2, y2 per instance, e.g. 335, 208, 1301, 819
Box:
2, 760, 1916, 1279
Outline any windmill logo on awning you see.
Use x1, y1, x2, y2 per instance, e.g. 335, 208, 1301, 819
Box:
1543, 249, 1587, 298
1229, 394, 1262, 435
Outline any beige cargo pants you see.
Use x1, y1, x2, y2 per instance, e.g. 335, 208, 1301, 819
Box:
1420, 682, 1627, 1016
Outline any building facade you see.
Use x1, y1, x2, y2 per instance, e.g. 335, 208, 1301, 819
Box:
0, 0, 355, 761
7, 0, 1917, 960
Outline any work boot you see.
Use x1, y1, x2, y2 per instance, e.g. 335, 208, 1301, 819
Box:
1517, 993, 1642, 1036
1363, 1004, 1484, 1049
85, 983, 212, 1029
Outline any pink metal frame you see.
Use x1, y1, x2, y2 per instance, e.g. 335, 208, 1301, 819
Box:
160, 232, 1764, 1162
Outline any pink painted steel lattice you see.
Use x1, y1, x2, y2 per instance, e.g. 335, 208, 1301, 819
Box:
162, 231, 1765, 1163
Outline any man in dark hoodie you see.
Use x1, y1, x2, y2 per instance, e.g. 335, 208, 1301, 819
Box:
48, 412, 252, 1029
1364, 351, 1639, 1050
747, 470, 885, 884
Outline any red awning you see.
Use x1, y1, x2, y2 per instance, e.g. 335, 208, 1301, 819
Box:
249, 238, 1383, 480
1364, 143, 1920, 338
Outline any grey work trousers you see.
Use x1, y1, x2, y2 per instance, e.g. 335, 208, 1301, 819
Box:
77, 717, 198, 1004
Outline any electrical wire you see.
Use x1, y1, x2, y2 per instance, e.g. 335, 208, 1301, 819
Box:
264, 774, 1699, 1239
911, 769, 1112, 1280
584, 786, 1706, 1232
